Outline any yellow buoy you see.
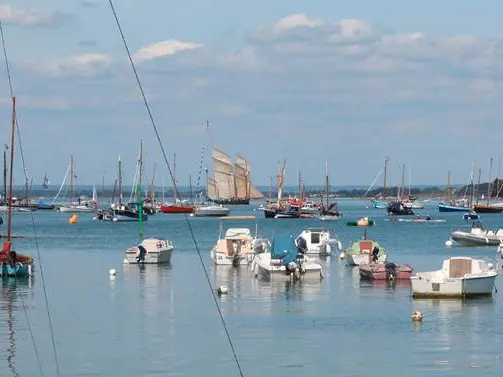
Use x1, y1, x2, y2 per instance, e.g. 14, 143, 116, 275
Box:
68, 214, 78, 224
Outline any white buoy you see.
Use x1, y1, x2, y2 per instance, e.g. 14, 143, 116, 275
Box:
189, 213, 195, 217
109, 268, 117, 276
339, 252, 345, 259
412, 311, 423, 322
123, 258, 129, 264
445, 239, 453, 247
217, 285, 228, 295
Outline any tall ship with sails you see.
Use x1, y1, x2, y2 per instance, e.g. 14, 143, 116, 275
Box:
208, 149, 264, 205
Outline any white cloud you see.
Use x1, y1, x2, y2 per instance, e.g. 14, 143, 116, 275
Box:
271, 13, 323, 33
0, 4, 65, 27
132, 40, 202, 63
29, 53, 112, 77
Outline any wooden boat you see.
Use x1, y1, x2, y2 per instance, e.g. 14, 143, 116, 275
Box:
207, 148, 263, 205
319, 160, 343, 220
359, 262, 413, 280
160, 203, 194, 214
345, 228, 387, 266
1, 97, 34, 277
410, 257, 498, 298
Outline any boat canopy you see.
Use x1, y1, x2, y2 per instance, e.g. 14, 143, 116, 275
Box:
271, 235, 298, 265
224, 228, 251, 238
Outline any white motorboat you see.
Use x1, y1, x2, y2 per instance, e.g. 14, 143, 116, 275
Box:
449, 221, 503, 246
194, 204, 230, 217
250, 235, 323, 281
210, 216, 269, 266
410, 257, 498, 298
125, 237, 173, 264
295, 228, 341, 256
59, 202, 97, 213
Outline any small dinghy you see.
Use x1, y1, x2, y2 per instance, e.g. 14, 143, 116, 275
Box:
359, 261, 413, 281
347, 217, 374, 227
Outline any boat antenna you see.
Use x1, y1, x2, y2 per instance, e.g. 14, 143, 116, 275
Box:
107, 2, 245, 376
1, 14, 59, 377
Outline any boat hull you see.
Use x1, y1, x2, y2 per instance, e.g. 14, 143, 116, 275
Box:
212, 198, 250, 205
359, 262, 413, 280
438, 203, 469, 212
346, 253, 387, 266
0, 261, 34, 277
411, 274, 497, 298
160, 204, 194, 214
194, 206, 230, 217
125, 239, 173, 264
59, 205, 96, 213
450, 231, 502, 246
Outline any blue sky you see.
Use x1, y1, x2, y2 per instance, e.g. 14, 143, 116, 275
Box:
1, 1, 503, 189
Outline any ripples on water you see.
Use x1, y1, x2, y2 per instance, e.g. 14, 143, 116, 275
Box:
1, 200, 503, 376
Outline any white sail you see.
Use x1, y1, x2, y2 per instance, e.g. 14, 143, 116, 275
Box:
234, 156, 249, 199
212, 148, 234, 199
207, 177, 218, 200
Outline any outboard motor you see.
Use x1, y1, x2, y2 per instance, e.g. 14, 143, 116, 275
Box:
137, 245, 147, 263
297, 236, 307, 254
385, 262, 397, 280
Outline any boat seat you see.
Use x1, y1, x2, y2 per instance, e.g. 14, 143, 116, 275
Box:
359, 241, 373, 253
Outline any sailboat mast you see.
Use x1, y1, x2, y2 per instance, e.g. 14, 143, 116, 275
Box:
447, 170, 451, 199
118, 156, 123, 206
3, 146, 6, 201
70, 154, 74, 199
487, 157, 493, 204
173, 152, 177, 202
189, 174, 193, 204
400, 164, 405, 200
469, 162, 475, 209
139, 140, 143, 199
477, 168, 481, 205
325, 160, 329, 209
7, 97, 16, 241
383, 157, 388, 198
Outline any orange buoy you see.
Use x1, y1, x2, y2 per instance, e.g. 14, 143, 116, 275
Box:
68, 214, 78, 224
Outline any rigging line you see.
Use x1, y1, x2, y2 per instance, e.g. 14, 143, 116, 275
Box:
0, 16, 46, 377
0, 13, 61, 377
107, 2, 245, 376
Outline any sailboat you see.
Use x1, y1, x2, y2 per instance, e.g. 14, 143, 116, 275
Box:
473, 158, 503, 213
124, 183, 173, 264
95, 153, 148, 222
370, 157, 390, 208
208, 148, 263, 205
56, 155, 98, 212
159, 153, 194, 214
463, 162, 479, 220
0, 97, 34, 277
319, 160, 342, 220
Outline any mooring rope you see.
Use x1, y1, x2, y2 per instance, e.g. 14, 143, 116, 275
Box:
107, 1, 245, 376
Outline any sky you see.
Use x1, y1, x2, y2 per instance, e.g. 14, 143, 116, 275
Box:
1, 1, 503, 189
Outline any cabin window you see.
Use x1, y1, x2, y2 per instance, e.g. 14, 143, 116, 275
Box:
311, 233, 320, 244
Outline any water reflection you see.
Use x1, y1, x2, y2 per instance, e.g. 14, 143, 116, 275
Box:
1, 277, 33, 377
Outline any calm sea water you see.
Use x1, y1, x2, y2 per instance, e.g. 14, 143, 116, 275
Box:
1, 200, 503, 376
